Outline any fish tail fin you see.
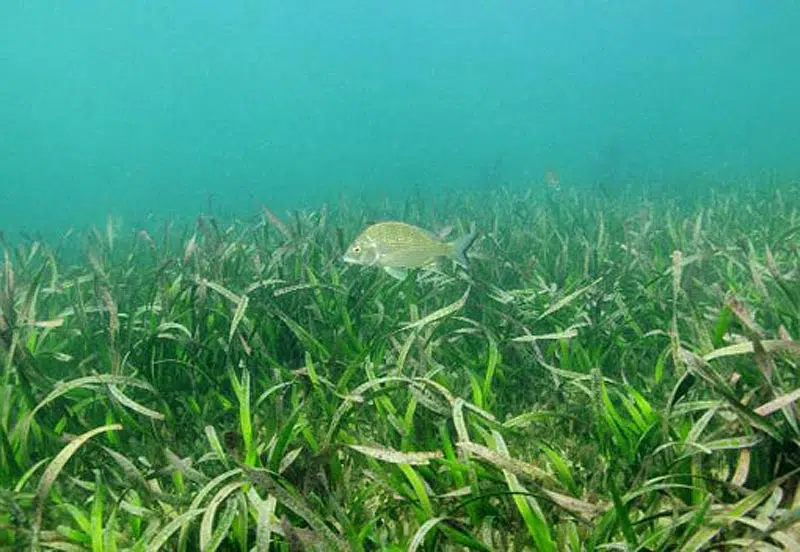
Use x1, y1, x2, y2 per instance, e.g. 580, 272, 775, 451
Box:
450, 224, 478, 269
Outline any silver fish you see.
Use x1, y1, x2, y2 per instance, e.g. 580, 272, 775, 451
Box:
342, 221, 478, 280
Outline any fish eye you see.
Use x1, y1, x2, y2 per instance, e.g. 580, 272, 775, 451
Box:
352, 245, 361, 253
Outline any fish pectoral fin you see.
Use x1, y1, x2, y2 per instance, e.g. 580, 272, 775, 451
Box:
383, 266, 409, 281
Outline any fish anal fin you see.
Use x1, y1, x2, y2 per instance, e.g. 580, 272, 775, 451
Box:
384, 266, 409, 280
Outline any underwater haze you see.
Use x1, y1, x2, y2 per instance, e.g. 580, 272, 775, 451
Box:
5, 3, 800, 550
1, 1, 798, 236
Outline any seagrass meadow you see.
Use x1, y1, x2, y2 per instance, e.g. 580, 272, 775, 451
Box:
1, 180, 800, 551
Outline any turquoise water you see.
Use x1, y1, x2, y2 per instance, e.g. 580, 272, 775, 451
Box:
1, 1, 798, 237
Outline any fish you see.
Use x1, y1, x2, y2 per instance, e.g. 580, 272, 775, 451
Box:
342, 221, 478, 280
545, 169, 561, 191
